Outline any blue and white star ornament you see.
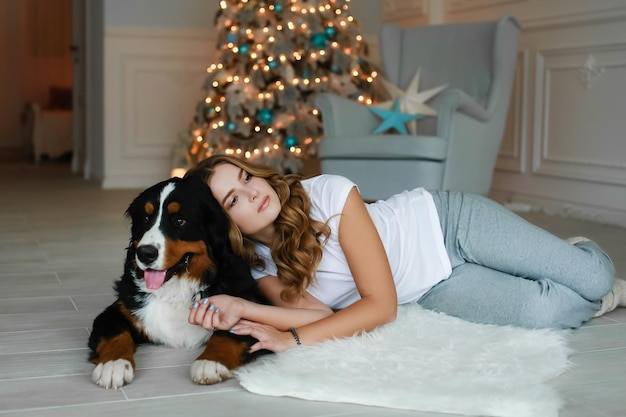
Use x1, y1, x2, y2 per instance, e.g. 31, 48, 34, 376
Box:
374, 69, 447, 133
369, 98, 424, 135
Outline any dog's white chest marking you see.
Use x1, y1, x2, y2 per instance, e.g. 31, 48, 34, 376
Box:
135, 278, 211, 349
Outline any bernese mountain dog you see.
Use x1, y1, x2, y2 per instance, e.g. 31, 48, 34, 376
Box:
88, 175, 267, 389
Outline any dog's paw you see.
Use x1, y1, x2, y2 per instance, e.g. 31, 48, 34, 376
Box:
92, 359, 134, 389
190, 359, 233, 385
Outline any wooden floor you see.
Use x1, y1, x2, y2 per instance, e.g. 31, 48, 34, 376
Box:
1, 163, 625, 417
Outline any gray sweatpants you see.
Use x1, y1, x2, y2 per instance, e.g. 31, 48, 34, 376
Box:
417, 191, 615, 329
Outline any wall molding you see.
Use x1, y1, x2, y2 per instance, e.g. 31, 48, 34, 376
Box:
117, 52, 210, 159
447, 0, 525, 13
532, 43, 626, 186
521, 5, 626, 31
576, 54, 606, 90
103, 26, 215, 188
107, 26, 212, 40
382, 0, 428, 23
496, 49, 528, 173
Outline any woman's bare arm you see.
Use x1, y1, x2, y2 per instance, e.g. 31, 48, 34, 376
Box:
188, 275, 333, 331
293, 186, 398, 343
228, 187, 398, 350
190, 187, 397, 350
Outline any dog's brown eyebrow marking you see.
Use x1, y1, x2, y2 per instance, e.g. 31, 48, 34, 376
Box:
167, 202, 180, 214
144, 202, 155, 215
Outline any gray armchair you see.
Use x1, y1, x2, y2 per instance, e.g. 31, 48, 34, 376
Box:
315, 15, 521, 201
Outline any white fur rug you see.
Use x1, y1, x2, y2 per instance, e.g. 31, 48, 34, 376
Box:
236, 305, 571, 417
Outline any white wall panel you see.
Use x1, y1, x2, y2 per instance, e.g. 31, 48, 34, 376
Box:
103, 27, 213, 188
533, 44, 626, 185
119, 55, 206, 157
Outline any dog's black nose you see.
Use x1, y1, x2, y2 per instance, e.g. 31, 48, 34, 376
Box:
136, 245, 159, 264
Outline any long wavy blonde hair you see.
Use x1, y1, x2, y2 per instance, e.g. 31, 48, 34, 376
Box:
185, 155, 330, 301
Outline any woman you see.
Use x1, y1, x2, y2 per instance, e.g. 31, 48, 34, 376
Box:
186, 155, 623, 353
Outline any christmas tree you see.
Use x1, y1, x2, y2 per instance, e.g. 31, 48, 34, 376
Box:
182, 0, 383, 174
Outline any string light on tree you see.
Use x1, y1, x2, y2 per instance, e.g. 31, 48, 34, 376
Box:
182, 0, 383, 174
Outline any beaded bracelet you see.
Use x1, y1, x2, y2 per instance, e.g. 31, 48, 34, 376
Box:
288, 327, 301, 345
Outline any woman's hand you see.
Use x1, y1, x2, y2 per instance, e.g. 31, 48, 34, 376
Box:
188, 294, 246, 331
230, 320, 299, 353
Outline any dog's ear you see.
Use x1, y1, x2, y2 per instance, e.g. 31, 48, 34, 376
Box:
186, 176, 258, 295
193, 177, 234, 254
125, 187, 147, 241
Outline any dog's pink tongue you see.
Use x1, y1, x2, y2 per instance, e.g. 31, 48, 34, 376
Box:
144, 269, 166, 290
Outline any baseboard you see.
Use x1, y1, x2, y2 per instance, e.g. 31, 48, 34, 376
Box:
489, 189, 626, 228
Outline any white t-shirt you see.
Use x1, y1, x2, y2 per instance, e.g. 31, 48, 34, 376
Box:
251, 174, 452, 309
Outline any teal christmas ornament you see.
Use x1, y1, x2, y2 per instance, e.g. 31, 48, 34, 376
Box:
273, 3, 283, 13
369, 99, 424, 135
238, 44, 250, 54
310, 33, 328, 49
284, 135, 298, 148
226, 121, 237, 132
324, 26, 336, 38
268, 59, 278, 69
257, 108, 274, 125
